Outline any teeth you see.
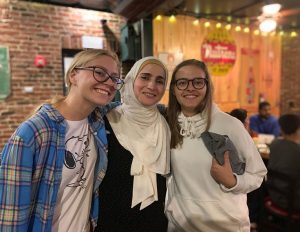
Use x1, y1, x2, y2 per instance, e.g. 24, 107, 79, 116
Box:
144, 93, 155, 97
184, 95, 197, 98
96, 89, 109, 95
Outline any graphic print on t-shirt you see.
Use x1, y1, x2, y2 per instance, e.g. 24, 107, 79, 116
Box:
64, 131, 90, 189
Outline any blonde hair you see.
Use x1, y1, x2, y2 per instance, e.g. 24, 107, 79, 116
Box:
65, 49, 120, 89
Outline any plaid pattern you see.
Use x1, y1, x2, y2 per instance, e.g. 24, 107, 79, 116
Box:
0, 103, 118, 231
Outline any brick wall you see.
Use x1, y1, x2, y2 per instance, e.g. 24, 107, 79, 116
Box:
0, 0, 126, 150
281, 30, 300, 114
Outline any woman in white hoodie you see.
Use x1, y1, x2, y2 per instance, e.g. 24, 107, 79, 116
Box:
165, 59, 267, 232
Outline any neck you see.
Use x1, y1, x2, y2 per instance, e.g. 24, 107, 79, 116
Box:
55, 96, 94, 121
283, 134, 300, 145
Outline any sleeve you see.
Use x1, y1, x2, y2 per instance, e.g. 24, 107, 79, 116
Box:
272, 117, 281, 137
221, 119, 267, 194
0, 130, 34, 231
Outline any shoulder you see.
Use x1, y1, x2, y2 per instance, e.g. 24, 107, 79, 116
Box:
157, 104, 167, 118
211, 110, 250, 140
96, 102, 121, 116
13, 107, 62, 147
268, 115, 279, 123
250, 114, 259, 121
213, 110, 242, 126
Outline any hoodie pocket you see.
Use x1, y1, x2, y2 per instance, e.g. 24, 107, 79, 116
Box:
165, 194, 243, 232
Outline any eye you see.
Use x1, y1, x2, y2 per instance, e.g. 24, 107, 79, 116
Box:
139, 74, 150, 81
194, 78, 206, 86
156, 77, 166, 85
177, 79, 187, 87
94, 68, 106, 77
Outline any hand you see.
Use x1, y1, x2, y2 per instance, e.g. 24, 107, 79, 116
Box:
210, 151, 237, 188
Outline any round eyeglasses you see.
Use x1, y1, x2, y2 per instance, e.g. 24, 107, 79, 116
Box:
75, 66, 124, 90
174, 78, 207, 90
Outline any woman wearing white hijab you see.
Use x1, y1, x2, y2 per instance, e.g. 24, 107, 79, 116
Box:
96, 57, 171, 232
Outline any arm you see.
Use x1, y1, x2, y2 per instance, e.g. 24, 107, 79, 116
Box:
225, 122, 267, 194
0, 130, 34, 231
249, 115, 260, 134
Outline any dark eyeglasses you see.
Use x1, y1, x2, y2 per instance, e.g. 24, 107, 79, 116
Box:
174, 78, 207, 90
75, 66, 124, 90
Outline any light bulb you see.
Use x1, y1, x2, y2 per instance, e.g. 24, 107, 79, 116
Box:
262, 3, 281, 15
259, 19, 277, 32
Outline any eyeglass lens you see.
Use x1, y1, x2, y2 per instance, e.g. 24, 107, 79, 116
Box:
92, 67, 123, 90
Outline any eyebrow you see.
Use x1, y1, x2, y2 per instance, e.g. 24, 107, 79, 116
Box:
90, 65, 119, 76
139, 72, 165, 79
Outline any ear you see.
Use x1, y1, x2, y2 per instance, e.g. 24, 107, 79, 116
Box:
69, 70, 78, 86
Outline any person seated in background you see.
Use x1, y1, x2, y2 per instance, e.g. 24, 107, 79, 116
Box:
249, 101, 280, 137
267, 113, 300, 211
230, 108, 264, 232
230, 108, 251, 134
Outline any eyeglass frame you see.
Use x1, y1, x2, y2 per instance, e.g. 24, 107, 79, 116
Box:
74, 66, 124, 90
173, 77, 208, 90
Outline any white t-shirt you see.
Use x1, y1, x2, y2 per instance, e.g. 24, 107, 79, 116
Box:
52, 118, 97, 232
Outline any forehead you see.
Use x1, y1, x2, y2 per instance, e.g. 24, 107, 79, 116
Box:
176, 65, 205, 79
139, 63, 165, 76
86, 55, 119, 72
261, 105, 271, 111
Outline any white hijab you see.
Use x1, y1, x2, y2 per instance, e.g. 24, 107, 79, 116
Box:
107, 57, 171, 210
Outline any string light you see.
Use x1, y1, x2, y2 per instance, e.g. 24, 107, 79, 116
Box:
235, 25, 241, 32
193, 19, 199, 26
204, 21, 211, 28
169, 15, 176, 23
155, 15, 162, 21
159, 14, 296, 38
290, 31, 298, 37
253, 29, 260, 35
225, 24, 231, 30
243, 27, 250, 33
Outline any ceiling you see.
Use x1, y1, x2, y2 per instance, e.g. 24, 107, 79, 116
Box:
27, 0, 300, 30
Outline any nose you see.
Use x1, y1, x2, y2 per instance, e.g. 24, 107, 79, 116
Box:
146, 80, 156, 89
186, 80, 194, 90
104, 77, 117, 89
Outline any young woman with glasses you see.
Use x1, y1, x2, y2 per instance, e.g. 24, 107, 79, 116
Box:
165, 59, 267, 232
96, 57, 170, 232
0, 49, 123, 231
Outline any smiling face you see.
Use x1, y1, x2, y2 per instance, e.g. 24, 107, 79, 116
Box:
133, 63, 166, 107
174, 65, 207, 117
70, 55, 119, 107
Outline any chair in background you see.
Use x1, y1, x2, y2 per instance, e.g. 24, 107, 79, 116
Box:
261, 169, 300, 231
